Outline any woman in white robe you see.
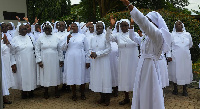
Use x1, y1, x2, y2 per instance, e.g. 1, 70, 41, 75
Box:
120, 1, 171, 109
1, 35, 12, 107
89, 21, 112, 106
35, 22, 64, 99
61, 22, 87, 101
108, 19, 139, 105
110, 21, 119, 97
10, 24, 36, 99
84, 23, 95, 83
54, 21, 71, 92
167, 20, 193, 96
1, 36, 14, 89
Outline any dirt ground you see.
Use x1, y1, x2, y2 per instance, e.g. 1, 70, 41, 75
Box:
3, 83, 200, 109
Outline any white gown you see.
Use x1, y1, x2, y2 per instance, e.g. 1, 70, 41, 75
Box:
55, 31, 70, 84
130, 7, 170, 109
109, 41, 119, 87
61, 33, 86, 85
157, 53, 169, 88
167, 32, 193, 85
1, 41, 15, 89
108, 30, 139, 91
35, 34, 64, 87
89, 33, 112, 93
11, 34, 36, 91
2, 44, 10, 96
84, 32, 94, 83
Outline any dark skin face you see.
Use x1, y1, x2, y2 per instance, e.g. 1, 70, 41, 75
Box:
96, 22, 104, 35
1, 23, 7, 33
7, 23, 13, 30
120, 21, 129, 33
35, 24, 41, 32
26, 24, 31, 33
116, 22, 120, 32
175, 21, 183, 32
58, 21, 66, 32
88, 24, 94, 33
56, 22, 59, 29
19, 25, 27, 36
44, 24, 52, 35
71, 23, 78, 33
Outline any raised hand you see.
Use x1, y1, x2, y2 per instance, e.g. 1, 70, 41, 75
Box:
131, 18, 134, 25
3, 34, 10, 45
120, 0, 134, 11
33, 17, 39, 25
16, 16, 20, 22
110, 15, 116, 29
120, 0, 130, 6
23, 17, 29, 22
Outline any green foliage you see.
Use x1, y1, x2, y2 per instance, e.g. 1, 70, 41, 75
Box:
27, 0, 71, 24
102, 8, 200, 63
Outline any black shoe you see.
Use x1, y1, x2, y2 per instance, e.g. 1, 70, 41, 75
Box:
182, 91, 188, 96
72, 95, 77, 101
44, 92, 49, 99
3, 101, 12, 104
172, 89, 178, 95
28, 91, 34, 98
119, 99, 130, 105
81, 94, 86, 100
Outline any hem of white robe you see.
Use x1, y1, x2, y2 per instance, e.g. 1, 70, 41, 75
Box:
64, 79, 86, 85
89, 85, 112, 93
118, 86, 133, 92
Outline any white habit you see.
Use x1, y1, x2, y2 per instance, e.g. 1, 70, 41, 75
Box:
61, 33, 86, 85
130, 7, 171, 109
89, 32, 112, 93
167, 31, 193, 85
35, 33, 64, 87
11, 34, 36, 91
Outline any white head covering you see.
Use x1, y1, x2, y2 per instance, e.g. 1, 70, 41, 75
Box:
44, 21, 53, 33
53, 21, 59, 33
172, 20, 186, 32
80, 22, 86, 29
119, 19, 130, 33
146, 11, 169, 31
41, 23, 45, 33
8, 22, 15, 30
96, 21, 106, 34
112, 21, 120, 34
72, 22, 81, 33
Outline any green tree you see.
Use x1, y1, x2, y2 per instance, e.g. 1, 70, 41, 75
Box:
27, 0, 71, 24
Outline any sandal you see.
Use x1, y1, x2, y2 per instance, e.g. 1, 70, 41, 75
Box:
119, 99, 130, 105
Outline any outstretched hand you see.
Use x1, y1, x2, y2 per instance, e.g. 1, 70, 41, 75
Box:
34, 17, 39, 24
23, 17, 29, 22
110, 15, 117, 29
16, 16, 20, 22
120, 0, 130, 6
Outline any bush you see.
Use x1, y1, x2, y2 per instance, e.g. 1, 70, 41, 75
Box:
102, 8, 200, 63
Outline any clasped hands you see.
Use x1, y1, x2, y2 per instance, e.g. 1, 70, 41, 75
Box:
90, 52, 97, 59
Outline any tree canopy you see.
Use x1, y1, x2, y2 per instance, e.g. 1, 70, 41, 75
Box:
27, 0, 71, 24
